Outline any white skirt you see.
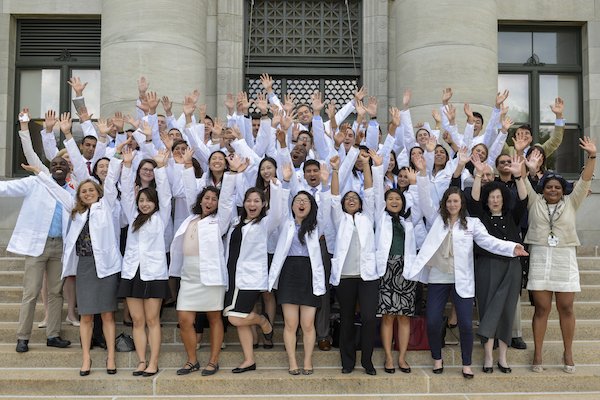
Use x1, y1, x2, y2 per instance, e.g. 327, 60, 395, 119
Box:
526, 245, 580, 292
176, 256, 226, 312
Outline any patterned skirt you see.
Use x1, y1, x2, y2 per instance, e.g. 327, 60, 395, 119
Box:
377, 254, 417, 316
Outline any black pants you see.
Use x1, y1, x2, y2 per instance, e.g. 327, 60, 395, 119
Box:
336, 278, 380, 370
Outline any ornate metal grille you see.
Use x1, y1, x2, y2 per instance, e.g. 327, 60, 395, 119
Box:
245, 76, 359, 114
245, 0, 361, 73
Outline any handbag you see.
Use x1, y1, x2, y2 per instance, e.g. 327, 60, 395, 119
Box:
115, 332, 135, 352
394, 315, 430, 351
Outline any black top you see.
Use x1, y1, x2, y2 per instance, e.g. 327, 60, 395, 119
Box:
75, 216, 94, 257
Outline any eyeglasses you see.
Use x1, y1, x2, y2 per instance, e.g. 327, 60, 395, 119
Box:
293, 198, 310, 205
140, 167, 154, 173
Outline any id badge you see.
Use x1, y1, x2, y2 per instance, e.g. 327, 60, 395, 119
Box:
548, 234, 559, 247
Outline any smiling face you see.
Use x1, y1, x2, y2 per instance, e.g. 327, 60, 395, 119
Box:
343, 127, 355, 151
472, 144, 488, 162
387, 153, 396, 173
410, 147, 424, 166
516, 126, 533, 146
290, 145, 308, 168
78, 182, 100, 206
473, 116, 483, 135
415, 129, 430, 147
259, 160, 276, 183
50, 157, 70, 182
496, 155, 512, 174
209, 152, 227, 173
297, 105, 312, 125
157, 115, 167, 132
172, 142, 188, 160
244, 192, 264, 220
80, 137, 97, 160
138, 191, 157, 215
543, 178, 564, 204
292, 193, 312, 221
342, 191, 361, 215
397, 169, 409, 189
200, 190, 219, 216
95, 159, 109, 182
487, 188, 503, 215
138, 161, 155, 186
445, 193, 462, 218
385, 191, 404, 214
434, 146, 448, 166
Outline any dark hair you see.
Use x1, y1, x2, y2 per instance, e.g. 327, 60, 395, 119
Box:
238, 188, 267, 225
480, 181, 511, 215
494, 153, 512, 168
81, 135, 97, 144
171, 139, 188, 152
387, 150, 400, 175
384, 188, 411, 220
415, 128, 430, 139
433, 145, 449, 170
204, 115, 214, 125
439, 186, 468, 230
409, 146, 424, 170
295, 103, 312, 113
341, 190, 363, 214
135, 159, 157, 188
303, 159, 320, 172
208, 151, 228, 185
255, 157, 278, 189
250, 112, 262, 120
292, 191, 318, 245
517, 124, 532, 134
91, 157, 110, 183
473, 111, 484, 124
540, 173, 567, 193
352, 145, 373, 177
526, 145, 547, 173
132, 187, 160, 232
191, 186, 220, 216
397, 166, 411, 192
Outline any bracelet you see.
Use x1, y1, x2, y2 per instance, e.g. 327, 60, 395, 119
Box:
145, 139, 152, 143
332, 169, 339, 172
589, 155, 597, 159
370, 116, 377, 120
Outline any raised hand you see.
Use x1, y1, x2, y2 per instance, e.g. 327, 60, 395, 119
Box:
283, 93, 296, 115
190, 89, 200, 105
68, 76, 87, 97
276, 128, 287, 147
425, 135, 437, 153
329, 155, 340, 171
365, 96, 378, 117
513, 130, 528, 153
41, 109, 57, 132
525, 148, 543, 173
282, 162, 293, 182
402, 89, 411, 110
550, 97, 564, 119
406, 167, 417, 185
18, 108, 30, 130
161, 96, 172, 116
311, 90, 324, 113
442, 130, 454, 145
464, 103, 474, 124
441, 87, 453, 105
96, 118, 111, 137
237, 91, 252, 114
333, 128, 345, 148
443, 103, 456, 125
153, 149, 169, 168
182, 147, 194, 166
141, 120, 152, 141
506, 154, 524, 176
228, 154, 249, 173
271, 107, 283, 128
212, 117, 224, 139
230, 125, 243, 140
137, 76, 149, 96
501, 115, 513, 132
160, 131, 174, 151
125, 114, 140, 130
21, 163, 41, 175
456, 146, 469, 165
320, 161, 330, 184
112, 111, 125, 132
431, 109, 441, 124
116, 136, 133, 155
137, 94, 150, 115
470, 153, 486, 174
260, 73, 274, 93
326, 100, 337, 120
146, 91, 160, 114
413, 154, 426, 173
256, 92, 268, 115
495, 89, 510, 108
369, 149, 383, 167
183, 95, 196, 117
122, 146, 136, 165
500, 103, 509, 120
197, 103, 207, 121
59, 112, 72, 137
224, 93, 235, 114
389, 106, 401, 131
355, 99, 367, 119
77, 106, 93, 122
579, 136, 597, 156
281, 110, 296, 131
354, 85, 366, 103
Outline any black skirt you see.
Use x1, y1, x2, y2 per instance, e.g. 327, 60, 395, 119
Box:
117, 268, 170, 299
277, 256, 320, 307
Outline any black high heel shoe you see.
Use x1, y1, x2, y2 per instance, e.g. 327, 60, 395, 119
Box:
106, 358, 117, 375
497, 362, 512, 374
80, 359, 92, 376
432, 360, 444, 374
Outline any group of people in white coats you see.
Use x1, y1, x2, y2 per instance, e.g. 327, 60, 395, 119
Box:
7, 73, 593, 379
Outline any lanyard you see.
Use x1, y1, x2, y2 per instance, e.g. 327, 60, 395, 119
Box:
546, 201, 561, 235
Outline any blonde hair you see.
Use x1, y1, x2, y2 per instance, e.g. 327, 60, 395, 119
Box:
71, 179, 103, 218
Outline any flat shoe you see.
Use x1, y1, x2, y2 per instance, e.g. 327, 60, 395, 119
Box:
288, 369, 301, 375
463, 371, 474, 379
531, 364, 544, 373
563, 364, 576, 374
399, 365, 411, 374
201, 362, 219, 376
66, 317, 80, 327
497, 362, 511, 374
132, 361, 148, 376
302, 368, 313, 375
177, 361, 200, 375
142, 368, 159, 377
38, 320, 47, 329
232, 363, 256, 373
384, 367, 395, 374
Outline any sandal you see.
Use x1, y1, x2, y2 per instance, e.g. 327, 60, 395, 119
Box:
176, 361, 200, 375
201, 362, 220, 376
132, 361, 148, 376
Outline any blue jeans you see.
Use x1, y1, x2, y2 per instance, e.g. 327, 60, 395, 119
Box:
426, 283, 474, 365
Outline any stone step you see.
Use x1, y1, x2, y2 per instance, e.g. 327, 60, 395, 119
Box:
0, 365, 599, 396
0, 341, 599, 369
1, 319, 600, 345
0, 257, 25, 271
4, 395, 600, 400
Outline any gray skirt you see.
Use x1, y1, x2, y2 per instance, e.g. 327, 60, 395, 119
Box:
76, 256, 119, 315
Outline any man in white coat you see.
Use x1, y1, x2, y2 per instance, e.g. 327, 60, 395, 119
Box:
1, 119, 73, 352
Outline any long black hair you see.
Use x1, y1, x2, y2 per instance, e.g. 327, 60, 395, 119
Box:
238, 187, 267, 225
132, 187, 160, 232
292, 191, 318, 245
207, 150, 229, 186
341, 190, 363, 214
191, 186, 220, 217
255, 157, 277, 204
91, 157, 110, 183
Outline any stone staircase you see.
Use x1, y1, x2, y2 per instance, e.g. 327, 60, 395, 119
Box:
1, 250, 600, 399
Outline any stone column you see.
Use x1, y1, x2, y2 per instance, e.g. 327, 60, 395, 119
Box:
362, 0, 389, 125
215, 0, 244, 116
392, 0, 498, 125
100, 0, 207, 117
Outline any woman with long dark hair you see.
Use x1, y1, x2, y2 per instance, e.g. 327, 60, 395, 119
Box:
268, 167, 330, 375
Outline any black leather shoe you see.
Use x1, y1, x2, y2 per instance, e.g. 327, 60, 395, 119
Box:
497, 362, 512, 374
399, 365, 411, 374
80, 360, 92, 376
511, 337, 527, 350
384, 367, 395, 374
364, 367, 376, 375
16, 339, 29, 353
47, 336, 71, 348
232, 363, 256, 373
462, 371, 474, 379
341, 367, 353, 374
432, 360, 444, 374
482, 366, 493, 373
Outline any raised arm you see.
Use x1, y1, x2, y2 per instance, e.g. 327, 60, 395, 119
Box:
18, 108, 49, 174
541, 97, 565, 157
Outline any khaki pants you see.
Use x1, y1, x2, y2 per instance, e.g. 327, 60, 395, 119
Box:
16, 237, 64, 340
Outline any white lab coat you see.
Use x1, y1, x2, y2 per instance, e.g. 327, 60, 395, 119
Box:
268, 190, 331, 296
120, 164, 172, 281
224, 181, 286, 290
169, 172, 236, 287
37, 158, 123, 279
